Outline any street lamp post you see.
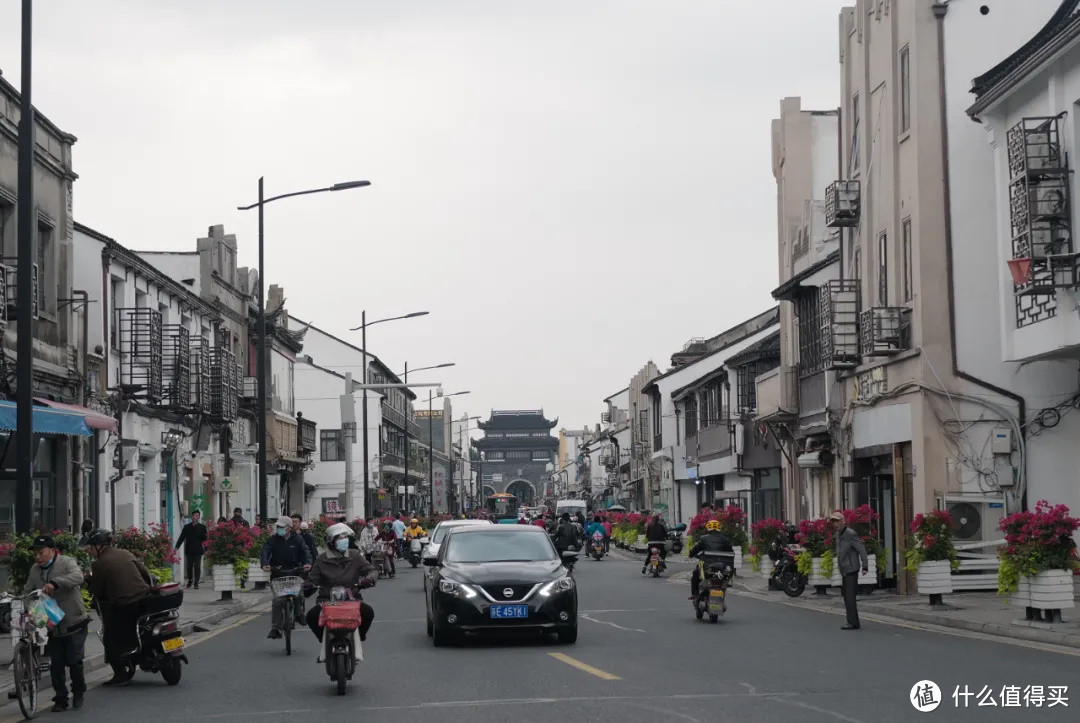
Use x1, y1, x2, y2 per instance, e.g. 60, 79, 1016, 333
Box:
395, 362, 453, 515
427, 391, 470, 514
238, 178, 370, 522
452, 416, 481, 515
349, 311, 429, 517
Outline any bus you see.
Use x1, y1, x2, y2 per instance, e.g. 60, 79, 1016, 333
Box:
485, 493, 521, 524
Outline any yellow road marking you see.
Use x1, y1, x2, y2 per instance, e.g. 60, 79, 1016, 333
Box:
548, 652, 621, 680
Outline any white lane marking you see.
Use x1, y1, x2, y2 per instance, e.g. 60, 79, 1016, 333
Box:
772, 697, 871, 723
581, 614, 645, 633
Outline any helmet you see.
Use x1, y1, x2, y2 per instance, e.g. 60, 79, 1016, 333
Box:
300, 522, 309, 530
705, 520, 721, 532
409, 518, 419, 525
325, 522, 354, 540
275, 516, 291, 528
86, 529, 113, 546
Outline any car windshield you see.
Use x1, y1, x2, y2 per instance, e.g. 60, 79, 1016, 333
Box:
432, 525, 454, 544
444, 531, 556, 563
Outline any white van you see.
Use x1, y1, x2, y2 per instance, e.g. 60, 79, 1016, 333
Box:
555, 499, 588, 520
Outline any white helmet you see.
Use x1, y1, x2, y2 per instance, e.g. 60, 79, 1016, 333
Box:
325, 522, 354, 541
300, 521, 309, 530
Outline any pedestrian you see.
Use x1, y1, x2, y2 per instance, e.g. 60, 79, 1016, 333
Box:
299, 521, 318, 561
25, 535, 89, 712
254, 514, 264, 530
601, 516, 613, 553
77, 519, 95, 547
216, 516, 227, 525
175, 510, 208, 589
831, 510, 869, 630
230, 507, 249, 527
392, 514, 407, 557
357, 518, 377, 560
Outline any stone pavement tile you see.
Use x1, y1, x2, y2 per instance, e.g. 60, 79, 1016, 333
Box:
0, 585, 271, 695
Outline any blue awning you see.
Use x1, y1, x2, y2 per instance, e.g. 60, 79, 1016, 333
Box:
0, 400, 93, 437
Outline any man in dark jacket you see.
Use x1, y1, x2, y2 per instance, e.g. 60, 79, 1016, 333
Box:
230, 507, 250, 527
552, 513, 580, 553
306, 523, 377, 642
86, 530, 153, 686
688, 520, 734, 599
26, 536, 90, 711
832, 511, 869, 630
260, 516, 312, 638
642, 515, 668, 574
175, 510, 208, 589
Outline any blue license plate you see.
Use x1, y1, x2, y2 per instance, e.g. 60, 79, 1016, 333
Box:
489, 605, 529, 619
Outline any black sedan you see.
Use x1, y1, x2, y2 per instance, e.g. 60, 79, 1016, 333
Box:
423, 525, 578, 646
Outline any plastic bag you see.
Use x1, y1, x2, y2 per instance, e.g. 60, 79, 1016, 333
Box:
31, 596, 65, 628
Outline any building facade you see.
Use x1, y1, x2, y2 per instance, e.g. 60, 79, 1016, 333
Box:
474, 410, 558, 506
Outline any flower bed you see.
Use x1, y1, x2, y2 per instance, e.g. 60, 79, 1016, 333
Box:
997, 500, 1079, 604
748, 518, 784, 573
204, 521, 255, 587
115, 523, 181, 570
904, 509, 960, 597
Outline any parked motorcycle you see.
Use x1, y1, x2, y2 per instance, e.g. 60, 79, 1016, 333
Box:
408, 537, 429, 568
102, 581, 188, 685
647, 542, 667, 577
693, 551, 735, 623
668, 523, 687, 555
590, 532, 605, 561
317, 585, 366, 695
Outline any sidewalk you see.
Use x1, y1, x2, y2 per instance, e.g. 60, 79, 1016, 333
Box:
725, 574, 1080, 650
0, 584, 271, 695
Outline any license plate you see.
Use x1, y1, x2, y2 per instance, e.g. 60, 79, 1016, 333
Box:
710, 589, 725, 599
161, 637, 184, 653
489, 605, 529, 619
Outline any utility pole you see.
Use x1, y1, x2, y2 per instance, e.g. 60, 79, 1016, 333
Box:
359, 311, 370, 516
402, 362, 409, 515
256, 177, 267, 523
15, 0, 35, 534
428, 391, 435, 515
341, 372, 357, 519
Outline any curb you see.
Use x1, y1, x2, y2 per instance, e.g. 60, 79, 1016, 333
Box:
730, 582, 1080, 650
0, 590, 271, 696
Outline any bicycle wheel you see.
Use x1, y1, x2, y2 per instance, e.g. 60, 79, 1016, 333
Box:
283, 602, 293, 656
14, 642, 38, 719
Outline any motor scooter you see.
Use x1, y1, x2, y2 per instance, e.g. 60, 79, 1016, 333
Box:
408, 537, 429, 568
589, 532, 605, 561
668, 523, 687, 554
100, 581, 188, 685
693, 551, 735, 623
317, 585, 368, 695
647, 542, 668, 577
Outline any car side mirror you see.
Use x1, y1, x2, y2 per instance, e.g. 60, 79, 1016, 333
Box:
422, 557, 439, 567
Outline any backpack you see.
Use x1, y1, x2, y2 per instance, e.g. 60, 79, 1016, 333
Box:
555, 523, 578, 548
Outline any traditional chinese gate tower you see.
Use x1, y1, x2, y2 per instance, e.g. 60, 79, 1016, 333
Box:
473, 410, 558, 506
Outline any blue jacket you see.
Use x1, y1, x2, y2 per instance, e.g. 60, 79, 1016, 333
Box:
585, 522, 606, 539
260, 532, 312, 570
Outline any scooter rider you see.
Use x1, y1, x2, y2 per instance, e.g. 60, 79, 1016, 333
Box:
307, 523, 377, 643
404, 518, 427, 542
584, 516, 606, 557
261, 516, 312, 639
642, 515, 669, 574
85, 530, 153, 686
688, 519, 733, 600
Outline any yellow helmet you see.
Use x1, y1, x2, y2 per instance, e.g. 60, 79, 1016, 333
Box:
410, 518, 419, 525
705, 519, 721, 532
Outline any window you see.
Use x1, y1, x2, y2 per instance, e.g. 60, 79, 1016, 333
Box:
486, 450, 505, 461
899, 46, 911, 134
878, 232, 888, 305
850, 93, 861, 173
684, 395, 698, 437
902, 218, 913, 302
0, 201, 11, 249
109, 277, 122, 349
532, 450, 550, 462
36, 222, 52, 314
737, 359, 780, 413
796, 288, 823, 375
320, 429, 344, 461
507, 450, 530, 461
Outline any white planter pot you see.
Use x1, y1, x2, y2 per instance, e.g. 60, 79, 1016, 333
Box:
1011, 578, 1031, 608
809, 557, 841, 587
858, 555, 877, 586
246, 559, 270, 584
733, 548, 744, 575
916, 560, 953, 595
1027, 569, 1075, 610
212, 564, 237, 592
1074, 574, 1080, 602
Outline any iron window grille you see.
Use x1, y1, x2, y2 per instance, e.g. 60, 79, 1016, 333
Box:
1006, 114, 1075, 327
210, 346, 239, 421
825, 180, 861, 228
684, 395, 698, 437
737, 358, 781, 413
859, 307, 911, 357
189, 337, 213, 414
2, 261, 38, 320
118, 307, 163, 403
820, 279, 861, 370
160, 324, 191, 408
796, 288, 824, 376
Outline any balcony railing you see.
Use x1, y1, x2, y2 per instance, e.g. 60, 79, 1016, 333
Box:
298, 416, 317, 454
860, 307, 911, 357
694, 422, 732, 459
755, 365, 797, 422
118, 307, 163, 403
825, 180, 860, 228
160, 324, 190, 408
381, 402, 406, 430
210, 347, 239, 422
190, 338, 213, 414
820, 279, 860, 370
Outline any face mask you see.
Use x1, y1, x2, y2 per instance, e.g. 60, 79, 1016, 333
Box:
276, 527, 287, 537
335, 538, 349, 552
40, 555, 55, 569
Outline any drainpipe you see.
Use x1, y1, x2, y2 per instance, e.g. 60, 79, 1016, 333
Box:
934, 3, 1027, 501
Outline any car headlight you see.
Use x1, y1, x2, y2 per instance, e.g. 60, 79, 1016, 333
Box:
438, 578, 477, 598
539, 576, 575, 597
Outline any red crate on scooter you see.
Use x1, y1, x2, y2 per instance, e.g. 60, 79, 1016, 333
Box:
319, 601, 362, 631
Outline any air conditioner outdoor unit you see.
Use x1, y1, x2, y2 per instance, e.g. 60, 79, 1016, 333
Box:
944, 496, 1007, 543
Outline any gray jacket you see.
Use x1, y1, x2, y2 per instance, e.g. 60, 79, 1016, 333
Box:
24, 553, 89, 636
836, 527, 869, 576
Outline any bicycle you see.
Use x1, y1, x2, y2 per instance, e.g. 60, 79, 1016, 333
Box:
270, 570, 305, 656
1, 590, 50, 719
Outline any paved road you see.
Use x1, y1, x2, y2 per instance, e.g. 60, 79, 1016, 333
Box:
2, 552, 1076, 722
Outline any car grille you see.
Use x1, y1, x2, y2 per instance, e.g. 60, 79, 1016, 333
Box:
481, 584, 535, 601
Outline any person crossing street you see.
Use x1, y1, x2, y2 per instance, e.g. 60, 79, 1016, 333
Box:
174, 510, 207, 589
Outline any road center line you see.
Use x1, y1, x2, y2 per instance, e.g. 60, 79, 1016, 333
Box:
547, 652, 622, 680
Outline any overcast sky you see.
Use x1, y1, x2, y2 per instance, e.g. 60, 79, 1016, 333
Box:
1, 0, 845, 437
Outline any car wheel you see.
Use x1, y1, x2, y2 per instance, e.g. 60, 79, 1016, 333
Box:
557, 625, 578, 644
426, 616, 433, 638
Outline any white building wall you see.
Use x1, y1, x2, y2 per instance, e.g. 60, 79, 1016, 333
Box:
948, 0, 1080, 516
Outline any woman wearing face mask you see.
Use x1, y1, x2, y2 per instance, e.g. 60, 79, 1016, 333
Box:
305, 523, 377, 644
